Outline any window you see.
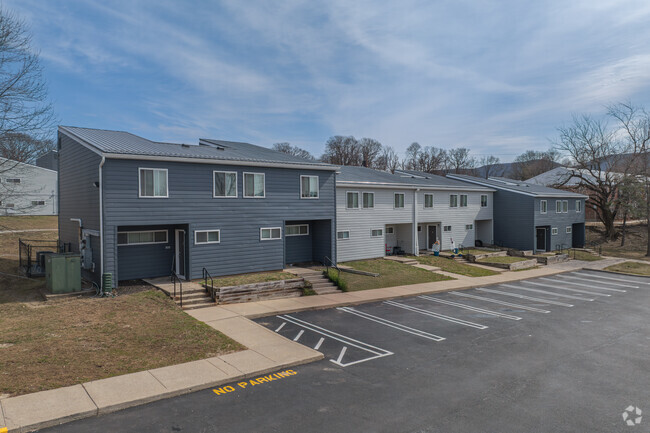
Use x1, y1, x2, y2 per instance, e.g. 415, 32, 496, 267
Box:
213, 171, 237, 197
300, 175, 319, 199
566, 226, 572, 234
286, 224, 309, 236
195, 230, 220, 244
346, 191, 359, 209
562, 200, 568, 213
139, 168, 168, 198
541, 200, 547, 214
386, 226, 394, 234
260, 227, 281, 240
371, 228, 383, 237
31, 200, 45, 206
418, 225, 422, 232
337, 230, 350, 240
244, 173, 265, 198
449, 195, 458, 207
4, 203, 14, 208
465, 224, 473, 230
443, 225, 452, 232
424, 193, 434, 208
480, 195, 488, 207
460, 194, 468, 207
362, 192, 374, 208
576, 200, 582, 213
551, 228, 558, 235
556, 200, 561, 213
394, 193, 405, 208
118, 230, 168, 246
5, 178, 20, 183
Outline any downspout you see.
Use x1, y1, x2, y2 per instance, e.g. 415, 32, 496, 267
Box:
413, 189, 419, 256
99, 156, 106, 281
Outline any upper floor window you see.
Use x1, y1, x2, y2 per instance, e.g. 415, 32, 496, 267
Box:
480, 195, 488, 207
460, 194, 468, 207
394, 193, 405, 208
363, 192, 374, 208
555, 200, 561, 213
562, 200, 568, 213
244, 172, 265, 198
31, 200, 45, 206
541, 200, 547, 214
424, 193, 434, 208
300, 175, 319, 199
346, 191, 359, 209
576, 200, 582, 213
449, 194, 458, 207
214, 171, 237, 198
139, 168, 168, 198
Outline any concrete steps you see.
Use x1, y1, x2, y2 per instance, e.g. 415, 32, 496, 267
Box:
288, 267, 342, 295
383, 256, 418, 266
144, 277, 216, 310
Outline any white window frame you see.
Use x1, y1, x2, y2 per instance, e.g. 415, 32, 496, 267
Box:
562, 200, 568, 213
285, 224, 309, 236
394, 193, 405, 208
362, 192, 375, 208
540, 200, 547, 214
460, 194, 468, 207
337, 230, 350, 240
555, 200, 561, 213
194, 230, 221, 245
213, 171, 238, 198
449, 194, 458, 208
243, 172, 266, 198
576, 200, 582, 213
443, 225, 452, 232
260, 227, 281, 241
480, 194, 488, 207
551, 227, 558, 235
300, 175, 319, 199
346, 191, 360, 209
138, 168, 169, 198
566, 226, 572, 234
386, 226, 394, 234
371, 228, 383, 237
424, 193, 434, 208
118, 230, 168, 246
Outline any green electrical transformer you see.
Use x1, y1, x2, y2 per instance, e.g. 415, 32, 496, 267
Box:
45, 253, 82, 293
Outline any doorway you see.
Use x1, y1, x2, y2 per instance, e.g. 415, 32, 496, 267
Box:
536, 227, 547, 252
175, 229, 186, 279
427, 225, 437, 250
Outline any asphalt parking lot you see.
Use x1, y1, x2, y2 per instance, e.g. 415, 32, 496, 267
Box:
41, 270, 650, 433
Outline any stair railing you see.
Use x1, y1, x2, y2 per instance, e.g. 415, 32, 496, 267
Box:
171, 270, 183, 309
202, 267, 217, 303
324, 256, 340, 279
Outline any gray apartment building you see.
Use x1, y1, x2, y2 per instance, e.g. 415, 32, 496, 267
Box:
58, 126, 337, 287
447, 174, 588, 252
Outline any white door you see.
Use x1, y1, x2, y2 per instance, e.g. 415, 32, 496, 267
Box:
175, 229, 186, 279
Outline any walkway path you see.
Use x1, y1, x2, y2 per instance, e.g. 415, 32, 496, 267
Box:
0, 228, 57, 234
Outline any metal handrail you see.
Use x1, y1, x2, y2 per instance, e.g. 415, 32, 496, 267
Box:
202, 267, 217, 302
171, 270, 183, 308
324, 256, 340, 279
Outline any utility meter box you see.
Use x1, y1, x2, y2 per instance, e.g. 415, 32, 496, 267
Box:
45, 253, 82, 293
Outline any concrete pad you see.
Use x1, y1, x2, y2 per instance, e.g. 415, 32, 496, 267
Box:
186, 306, 239, 323
0, 403, 5, 430
218, 302, 276, 317
1, 385, 97, 431
83, 371, 167, 415
291, 295, 342, 309
149, 359, 237, 395
207, 316, 282, 348
254, 298, 306, 314
253, 342, 324, 366
219, 350, 278, 377
205, 356, 245, 377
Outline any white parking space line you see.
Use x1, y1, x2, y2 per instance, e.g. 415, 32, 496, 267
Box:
500, 284, 595, 301
557, 274, 637, 289
275, 322, 286, 332
451, 292, 551, 313
314, 337, 324, 350
384, 300, 488, 329
278, 314, 393, 367
576, 271, 650, 285
335, 347, 348, 364
418, 295, 522, 320
338, 307, 446, 341
521, 280, 611, 297
541, 277, 627, 293
477, 288, 574, 307
293, 330, 304, 341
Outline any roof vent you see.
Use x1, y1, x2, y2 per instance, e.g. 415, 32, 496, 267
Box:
181, 144, 190, 148
199, 139, 227, 150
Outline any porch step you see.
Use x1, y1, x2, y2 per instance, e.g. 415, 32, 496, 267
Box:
383, 256, 418, 266
288, 267, 343, 295
313, 287, 340, 295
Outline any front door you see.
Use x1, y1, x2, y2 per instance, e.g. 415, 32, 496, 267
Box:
428, 225, 437, 250
175, 229, 186, 279
536, 227, 547, 251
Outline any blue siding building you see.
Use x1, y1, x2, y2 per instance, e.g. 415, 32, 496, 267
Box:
58, 126, 337, 287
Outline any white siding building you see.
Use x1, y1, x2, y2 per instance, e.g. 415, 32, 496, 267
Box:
336, 166, 494, 263
0, 157, 58, 215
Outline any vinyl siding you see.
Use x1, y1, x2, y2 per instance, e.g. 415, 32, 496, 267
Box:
534, 198, 586, 250
492, 190, 535, 250
0, 158, 57, 216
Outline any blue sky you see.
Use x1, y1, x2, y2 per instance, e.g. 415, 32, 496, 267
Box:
7, 0, 650, 161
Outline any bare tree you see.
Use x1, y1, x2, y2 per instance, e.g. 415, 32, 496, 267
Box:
375, 145, 400, 173
477, 155, 503, 178
272, 142, 314, 160
447, 148, 475, 174
417, 146, 447, 174
616, 175, 646, 247
358, 138, 382, 168
320, 136, 360, 166
403, 142, 421, 170
511, 150, 560, 180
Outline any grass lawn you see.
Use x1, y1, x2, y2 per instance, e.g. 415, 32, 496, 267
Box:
477, 256, 528, 264
0, 215, 58, 231
569, 249, 604, 261
328, 259, 452, 291
411, 255, 499, 277
604, 261, 650, 276
197, 271, 298, 287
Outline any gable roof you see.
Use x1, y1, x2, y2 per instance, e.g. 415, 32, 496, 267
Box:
447, 173, 588, 198
0, 156, 58, 175
337, 166, 493, 191
58, 126, 337, 170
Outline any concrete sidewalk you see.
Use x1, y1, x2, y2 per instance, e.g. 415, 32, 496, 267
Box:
0, 257, 622, 432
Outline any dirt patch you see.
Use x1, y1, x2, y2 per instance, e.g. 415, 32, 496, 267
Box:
0, 215, 58, 231
587, 224, 650, 261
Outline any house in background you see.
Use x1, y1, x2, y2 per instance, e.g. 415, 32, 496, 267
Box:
58, 126, 337, 287
447, 174, 587, 252
0, 156, 57, 216
36, 150, 59, 171
336, 166, 494, 262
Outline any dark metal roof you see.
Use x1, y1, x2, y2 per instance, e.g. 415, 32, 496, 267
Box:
337, 166, 492, 190
58, 126, 336, 169
394, 169, 491, 189
447, 174, 588, 198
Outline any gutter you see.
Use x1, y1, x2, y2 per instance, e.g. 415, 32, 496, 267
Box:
99, 156, 105, 284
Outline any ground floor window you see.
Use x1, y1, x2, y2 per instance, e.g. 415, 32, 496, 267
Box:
195, 230, 220, 244
443, 225, 452, 232
337, 230, 350, 240
371, 228, 383, 237
286, 224, 309, 236
31, 200, 45, 206
386, 226, 394, 234
260, 227, 281, 240
551, 227, 558, 235
118, 230, 168, 246
566, 226, 572, 234
465, 224, 473, 230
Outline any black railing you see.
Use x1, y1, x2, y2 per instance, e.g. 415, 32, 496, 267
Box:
202, 267, 217, 303
171, 270, 183, 308
324, 256, 340, 279
19, 238, 66, 277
